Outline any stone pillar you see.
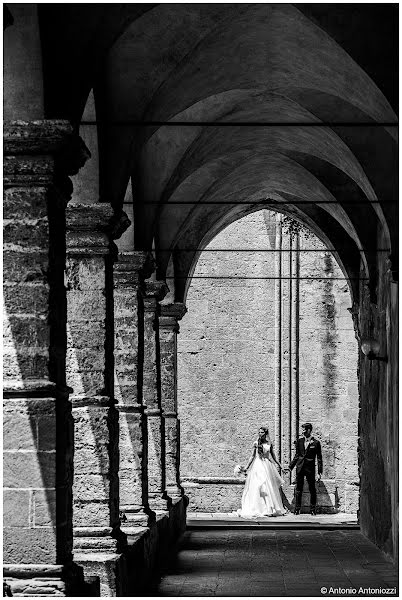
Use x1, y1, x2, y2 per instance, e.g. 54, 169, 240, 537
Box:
113, 251, 155, 528
281, 229, 292, 476
142, 280, 170, 512
65, 203, 127, 597
3, 120, 88, 595
274, 213, 282, 461
159, 303, 187, 498
290, 234, 300, 461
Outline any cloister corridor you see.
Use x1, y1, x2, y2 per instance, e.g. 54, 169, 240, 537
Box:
3, 4, 398, 597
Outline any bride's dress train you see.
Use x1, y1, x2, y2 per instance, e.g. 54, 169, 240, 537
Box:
237, 442, 288, 518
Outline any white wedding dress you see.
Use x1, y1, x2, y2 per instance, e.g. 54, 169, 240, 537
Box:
237, 441, 288, 518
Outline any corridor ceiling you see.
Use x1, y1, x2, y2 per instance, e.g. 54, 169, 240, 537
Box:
38, 3, 398, 302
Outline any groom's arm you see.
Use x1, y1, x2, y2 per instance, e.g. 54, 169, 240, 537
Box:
316, 441, 323, 475
289, 440, 300, 471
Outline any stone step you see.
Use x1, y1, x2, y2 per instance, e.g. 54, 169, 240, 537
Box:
187, 519, 359, 530
187, 512, 359, 530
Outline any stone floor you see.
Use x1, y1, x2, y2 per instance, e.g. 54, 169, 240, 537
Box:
149, 529, 398, 597
187, 512, 358, 529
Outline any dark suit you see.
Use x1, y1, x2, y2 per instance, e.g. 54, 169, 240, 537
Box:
290, 436, 323, 509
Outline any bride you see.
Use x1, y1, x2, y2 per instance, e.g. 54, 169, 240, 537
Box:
237, 426, 288, 518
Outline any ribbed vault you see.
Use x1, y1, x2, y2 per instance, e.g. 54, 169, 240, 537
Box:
38, 3, 398, 303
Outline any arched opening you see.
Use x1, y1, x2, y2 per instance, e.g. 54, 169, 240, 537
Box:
178, 209, 359, 517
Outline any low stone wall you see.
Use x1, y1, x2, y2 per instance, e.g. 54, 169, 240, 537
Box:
182, 478, 359, 515
4, 498, 187, 596
123, 497, 187, 595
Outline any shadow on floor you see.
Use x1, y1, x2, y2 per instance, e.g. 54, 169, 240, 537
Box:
144, 529, 398, 597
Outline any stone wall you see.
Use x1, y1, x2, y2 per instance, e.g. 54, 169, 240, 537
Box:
178, 210, 359, 513
358, 226, 398, 558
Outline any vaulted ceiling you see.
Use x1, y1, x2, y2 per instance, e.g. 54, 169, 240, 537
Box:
38, 3, 398, 302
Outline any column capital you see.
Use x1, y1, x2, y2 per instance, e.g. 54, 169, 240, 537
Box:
3, 120, 91, 185
159, 302, 187, 321
159, 303, 187, 332
143, 279, 169, 308
114, 251, 155, 288
66, 203, 130, 256
4, 120, 75, 155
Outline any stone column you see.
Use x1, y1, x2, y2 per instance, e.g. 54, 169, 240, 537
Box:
3, 120, 88, 595
113, 251, 155, 528
274, 213, 282, 461
159, 303, 187, 498
65, 203, 127, 597
281, 229, 292, 476
290, 234, 300, 455
142, 280, 170, 512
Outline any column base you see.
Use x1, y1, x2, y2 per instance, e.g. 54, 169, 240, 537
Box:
3, 562, 86, 597
120, 506, 155, 528
148, 494, 171, 515
74, 526, 125, 553
74, 553, 126, 597
74, 527, 127, 596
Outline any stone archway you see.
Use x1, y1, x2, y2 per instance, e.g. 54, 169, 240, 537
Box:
177, 209, 359, 516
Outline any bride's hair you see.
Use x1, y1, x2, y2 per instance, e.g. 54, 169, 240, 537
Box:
257, 427, 271, 455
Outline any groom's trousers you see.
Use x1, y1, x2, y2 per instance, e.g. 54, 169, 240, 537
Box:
295, 469, 316, 509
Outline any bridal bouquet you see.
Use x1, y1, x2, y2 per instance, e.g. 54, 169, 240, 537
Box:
234, 464, 245, 476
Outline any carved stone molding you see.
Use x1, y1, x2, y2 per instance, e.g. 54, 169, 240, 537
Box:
66, 204, 131, 257
159, 303, 187, 332
4, 120, 79, 156
143, 280, 169, 307
114, 251, 155, 288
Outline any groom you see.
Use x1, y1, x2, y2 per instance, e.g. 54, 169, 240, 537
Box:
285, 422, 323, 515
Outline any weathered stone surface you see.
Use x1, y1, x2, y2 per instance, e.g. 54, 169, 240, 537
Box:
66, 370, 105, 396
65, 257, 107, 290
146, 413, 164, 495
66, 203, 116, 257
3, 490, 30, 527
3, 314, 50, 346
37, 416, 57, 450
73, 502, 111, 528
66, 201, 124, 592
3, 527, 57, 564
142, 281, 170, 510
113, 252, 153, 525
74, 554, 125, 597
159, 303, 187, 498
3, 120, 89, 592
359, 228, 397, 558
3, 155, 56, 186
3, 412, 38, 451
4, 452, 56, 488
4, 283, 49, 316
3, 120, 73, 155
66, 290, 106, 321
33, 489, 57, 526
4, 218, 49, 247
3, 187, 48, 219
